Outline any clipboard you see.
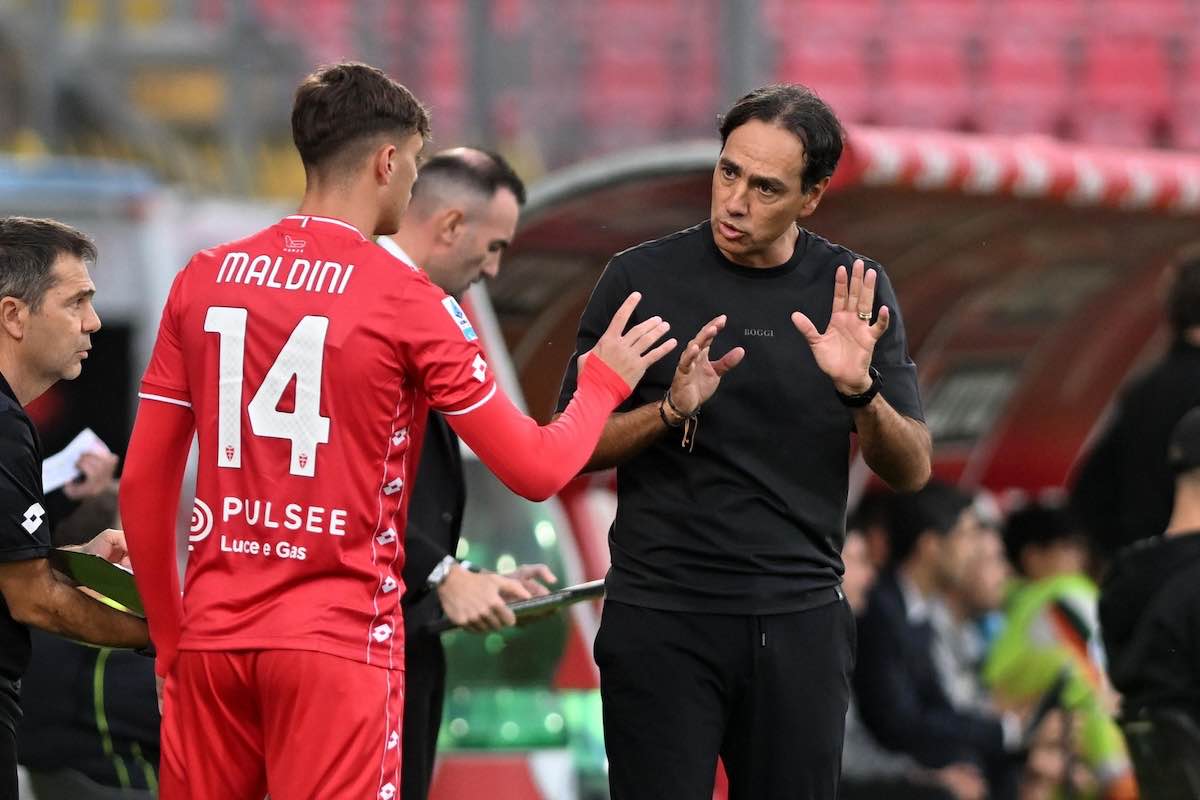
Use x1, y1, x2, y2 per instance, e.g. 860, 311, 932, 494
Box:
425, 578, 605, 635
49, 549, 145, 617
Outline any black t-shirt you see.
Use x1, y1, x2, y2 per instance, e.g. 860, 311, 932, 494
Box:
0, 370, 51, 716
557, 222, 923, 614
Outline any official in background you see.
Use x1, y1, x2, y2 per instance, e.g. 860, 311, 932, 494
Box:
1072, 253, 1200, 563
379, 148, 555, 800
557, 85, 931, 799
1100, 406, 1200, 725
0, 217, 150, 800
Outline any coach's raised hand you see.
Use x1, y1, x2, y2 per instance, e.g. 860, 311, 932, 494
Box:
666, 314, 745, 417
586, 292, 678, 389
791, 259, 889, 395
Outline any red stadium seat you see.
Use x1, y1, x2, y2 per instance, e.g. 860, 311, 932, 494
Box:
1075, 35, 1172, 146
984, 0, 1089, 35
762, 0, 889, 37
1088, 0, 1195, 34
891, 0, 987, 35
775, 38, 874, 123
977, 37, 1072, 135
877, 37, 974, 129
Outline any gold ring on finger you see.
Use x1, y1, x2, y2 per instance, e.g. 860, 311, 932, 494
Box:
857, 311, 872, 321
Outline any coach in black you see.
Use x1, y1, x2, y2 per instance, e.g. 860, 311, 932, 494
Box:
0, 217, 150, 800
557, 85, 931, 799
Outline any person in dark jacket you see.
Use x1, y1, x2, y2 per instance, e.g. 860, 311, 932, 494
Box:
1072, 254, 1200, 563
379, 148, 556, 800
854, 481, 1022, 799
1100, 406, 1200, 723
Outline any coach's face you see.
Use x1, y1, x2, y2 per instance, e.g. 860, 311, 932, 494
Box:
23, 254, 102, 383
711, 119, 830, 267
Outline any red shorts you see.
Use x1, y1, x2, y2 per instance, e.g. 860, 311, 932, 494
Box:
159, 650, 404, 800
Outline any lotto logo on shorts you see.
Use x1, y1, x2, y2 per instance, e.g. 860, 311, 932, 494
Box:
379, 783, 396, 800
376, 529, 397, 546
371, 623, 393, 643
387, 730, 399, 750
381, 576, 398, 593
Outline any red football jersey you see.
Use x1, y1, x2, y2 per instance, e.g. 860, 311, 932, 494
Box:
139, 214, 497, 668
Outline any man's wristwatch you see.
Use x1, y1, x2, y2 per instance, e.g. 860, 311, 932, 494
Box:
836, 366, 882, 408
426, 555, 459, 589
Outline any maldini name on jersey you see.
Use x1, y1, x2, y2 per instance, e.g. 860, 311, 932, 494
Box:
215, 250, 355, 295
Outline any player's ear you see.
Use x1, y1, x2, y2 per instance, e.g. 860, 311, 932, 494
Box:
797, 175, 831, 218
375, 143, 398, 186
436, 208, 466, 244
0, 296, 28, 341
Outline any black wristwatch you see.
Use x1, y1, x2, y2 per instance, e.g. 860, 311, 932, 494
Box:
837, 366, 882, 408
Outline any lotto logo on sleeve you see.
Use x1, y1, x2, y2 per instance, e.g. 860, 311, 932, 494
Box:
441, 297, 478, 341
21, 503, 45, 536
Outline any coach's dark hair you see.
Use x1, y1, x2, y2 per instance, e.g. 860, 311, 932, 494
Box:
886, 479, 974, 567
718, 84, 845, 192
292, 62, 431, 176
414, 149, 527, 206
1168, 252, 1200, 334
0, 217, 96, 311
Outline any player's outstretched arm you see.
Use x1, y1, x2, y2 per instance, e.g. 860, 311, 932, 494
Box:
447, 292, 675, 501
0, 557, 148, 648
120, 398, 195, 678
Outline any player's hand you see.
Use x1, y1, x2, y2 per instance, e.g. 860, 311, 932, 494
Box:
791, 259, 890, 395
503, 563, 557, 597
932, 764, 986, 800
64, 450, 119, 501
77, 528, 132, 569
437, 567, 532, 633
584, 292, 677, 390
666, 315, 745, 417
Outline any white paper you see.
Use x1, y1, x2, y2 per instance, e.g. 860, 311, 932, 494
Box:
41, 428, 112, 493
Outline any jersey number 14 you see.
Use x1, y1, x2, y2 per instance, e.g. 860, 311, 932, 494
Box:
205, 306, 331, 477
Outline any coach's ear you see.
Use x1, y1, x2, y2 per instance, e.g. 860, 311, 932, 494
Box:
434, 208, 467, 245
0, 296, 27, 341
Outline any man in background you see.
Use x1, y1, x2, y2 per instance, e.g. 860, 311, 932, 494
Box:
379, 147, 555, 800
0, 217, 150, 800
1072, 253, 1200, 563
1101, 407, 1200, 725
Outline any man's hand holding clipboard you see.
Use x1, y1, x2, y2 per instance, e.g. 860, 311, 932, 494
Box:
425, 578, 606, 635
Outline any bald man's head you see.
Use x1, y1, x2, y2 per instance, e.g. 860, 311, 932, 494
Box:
401, 148, 525, 297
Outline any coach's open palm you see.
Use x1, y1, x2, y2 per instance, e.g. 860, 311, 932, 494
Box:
667, 315, 745, 415
791, 259, 890, 395
586, 292, 677, 389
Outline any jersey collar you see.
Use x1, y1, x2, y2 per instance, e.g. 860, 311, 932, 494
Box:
281, 214, 368, 241
376, 235, 419, 270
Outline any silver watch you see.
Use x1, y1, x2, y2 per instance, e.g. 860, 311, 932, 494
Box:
426, 555, 459, 589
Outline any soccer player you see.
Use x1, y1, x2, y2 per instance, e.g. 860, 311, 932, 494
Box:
119, 63, 673, 800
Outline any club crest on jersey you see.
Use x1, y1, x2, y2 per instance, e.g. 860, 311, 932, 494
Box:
282, 234, 307, 254
441, 297, 478, 341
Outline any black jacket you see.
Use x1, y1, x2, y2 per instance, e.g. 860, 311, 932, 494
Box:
1072, 340, 1200, 558
1099, 532, 1200, 721
854, 571, 1006, 769
402, 413, 465, 636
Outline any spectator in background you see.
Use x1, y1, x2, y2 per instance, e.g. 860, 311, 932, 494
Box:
18, 449, 159, 800
931, 523, 1010, 715
1072, 253, 1200, 564
841, 524, 987, 800
1101, 407, 1200, 726
986, 503, 1135, 800
854, 480, 1022, 800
